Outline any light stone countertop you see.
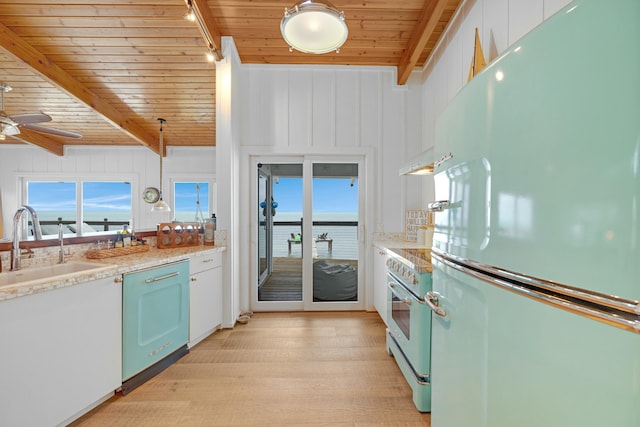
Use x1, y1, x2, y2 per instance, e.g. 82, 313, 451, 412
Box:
0, 244, 226, 302
372, 232, 432, 273
372, 231, 429, 250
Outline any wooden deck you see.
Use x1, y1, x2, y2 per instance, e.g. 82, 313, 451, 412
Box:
259, 257, 358, 302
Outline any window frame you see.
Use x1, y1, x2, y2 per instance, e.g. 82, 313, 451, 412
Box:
18, 173, 138, 238
168, 174, 216, 222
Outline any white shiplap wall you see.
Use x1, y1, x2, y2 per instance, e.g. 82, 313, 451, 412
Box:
226, 60, 425, 312
0, 145, 215, 237
240, 65, 423, 229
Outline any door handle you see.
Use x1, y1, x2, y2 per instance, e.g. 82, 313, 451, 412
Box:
425, 291, 446, 317
427, 200, 450, 212
388, 282, 412, 306
145, 271, 180, 283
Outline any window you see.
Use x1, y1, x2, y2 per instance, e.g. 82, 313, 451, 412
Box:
173, 181, 210, 223
82, 181, 132, 232
24, 179, 132, 237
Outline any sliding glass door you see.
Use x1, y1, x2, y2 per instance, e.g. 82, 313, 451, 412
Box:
254, 158, 363, 311
257, 163, 304, 305
310, 163, 359, 305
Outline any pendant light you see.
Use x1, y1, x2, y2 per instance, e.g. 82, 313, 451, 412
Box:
281, 0, 348, 54
151, 118, 171, 212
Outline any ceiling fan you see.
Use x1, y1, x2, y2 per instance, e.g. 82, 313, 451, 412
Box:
0, 83, 82, 140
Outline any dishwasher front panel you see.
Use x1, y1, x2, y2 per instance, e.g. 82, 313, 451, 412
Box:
122, 260, 190, 381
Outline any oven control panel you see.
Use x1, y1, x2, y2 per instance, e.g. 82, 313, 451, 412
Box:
387, 258, 418, 285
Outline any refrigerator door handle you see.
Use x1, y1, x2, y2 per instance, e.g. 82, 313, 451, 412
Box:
425, 291, 447, 318
427, 200, 450, 212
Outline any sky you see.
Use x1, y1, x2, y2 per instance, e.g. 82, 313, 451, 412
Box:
27, 177, 355, 222
273, 177, 358, 213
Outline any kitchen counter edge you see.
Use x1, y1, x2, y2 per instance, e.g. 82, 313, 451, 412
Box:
0, 245, 227, 302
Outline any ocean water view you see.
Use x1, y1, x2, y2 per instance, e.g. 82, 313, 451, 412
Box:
269, 211, 359, 260
34, 208, 358, 262
32, 210, 132, 235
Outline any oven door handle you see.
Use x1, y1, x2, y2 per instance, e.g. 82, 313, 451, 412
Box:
425, 291, 447, 318
388, 282, 412, 305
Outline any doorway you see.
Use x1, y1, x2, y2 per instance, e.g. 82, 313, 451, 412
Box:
254, 158, 363, 311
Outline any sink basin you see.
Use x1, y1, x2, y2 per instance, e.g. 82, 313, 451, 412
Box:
0, 261, 117, 288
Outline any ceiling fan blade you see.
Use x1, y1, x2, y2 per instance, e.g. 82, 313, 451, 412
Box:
8, 113, 52, 125
22, 123, 82, 139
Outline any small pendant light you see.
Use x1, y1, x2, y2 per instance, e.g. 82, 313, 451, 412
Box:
151, 118, 171, 212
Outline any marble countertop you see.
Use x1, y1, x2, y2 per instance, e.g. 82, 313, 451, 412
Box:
0, 244, 226, 302
372, 231, 430, 250
372, 234, 432, 273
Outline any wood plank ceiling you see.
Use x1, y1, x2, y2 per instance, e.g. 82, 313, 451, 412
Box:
0, 0, 461, 156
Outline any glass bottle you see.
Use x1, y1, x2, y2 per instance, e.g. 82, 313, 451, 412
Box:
204, 214, 215, 246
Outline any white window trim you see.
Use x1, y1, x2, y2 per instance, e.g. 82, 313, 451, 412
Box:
168, 173, 217, 221
17, 173, 139, 237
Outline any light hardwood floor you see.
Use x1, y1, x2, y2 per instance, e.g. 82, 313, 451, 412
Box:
72, 312, 430, 426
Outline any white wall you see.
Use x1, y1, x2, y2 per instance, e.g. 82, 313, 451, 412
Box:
222, 58, 426, 312
0, 145, 215, 239
215, 37, 244, 327
240, 65, 421, 230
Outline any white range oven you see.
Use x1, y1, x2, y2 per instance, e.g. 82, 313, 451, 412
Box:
385, 248, 444, 413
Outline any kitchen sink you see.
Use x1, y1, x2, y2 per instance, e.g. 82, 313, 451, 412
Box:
0, 261, 117, 288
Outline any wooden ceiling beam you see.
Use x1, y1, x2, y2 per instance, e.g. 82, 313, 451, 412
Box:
396, 0, 450, 85
0, 22, 161, 154
8, 131, 65, 157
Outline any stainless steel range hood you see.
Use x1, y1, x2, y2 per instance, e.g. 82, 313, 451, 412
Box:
399, 148, 434, 176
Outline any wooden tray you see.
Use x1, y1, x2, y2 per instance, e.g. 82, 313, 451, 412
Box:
156, 222, 201, 249
86, 244, 150, 259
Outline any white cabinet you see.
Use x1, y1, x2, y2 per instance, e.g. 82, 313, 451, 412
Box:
189, 252, 223, 347
373, 244, 388, 326
0, 276, 122, 427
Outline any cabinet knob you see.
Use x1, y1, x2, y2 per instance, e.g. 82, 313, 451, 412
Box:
190, 276, 197, 282
114, 277, 123, 283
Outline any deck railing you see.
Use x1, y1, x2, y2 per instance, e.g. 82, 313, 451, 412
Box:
39, 217, 130, 232
261, 220, 358, 260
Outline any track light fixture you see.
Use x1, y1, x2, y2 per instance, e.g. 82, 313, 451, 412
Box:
206, 45, 220, 62
184, 0, 223, 62
184, 1, 196, 22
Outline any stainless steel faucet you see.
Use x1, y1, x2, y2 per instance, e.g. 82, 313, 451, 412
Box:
58, 222, 65, 264
11, 205, 43, 271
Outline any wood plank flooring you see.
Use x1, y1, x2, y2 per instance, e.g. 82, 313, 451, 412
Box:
71, 312, 430, 426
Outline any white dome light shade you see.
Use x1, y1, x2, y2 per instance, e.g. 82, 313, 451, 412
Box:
281, 1, 348, 54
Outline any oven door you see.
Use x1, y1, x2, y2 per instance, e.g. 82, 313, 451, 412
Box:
387, 272, 432, 376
